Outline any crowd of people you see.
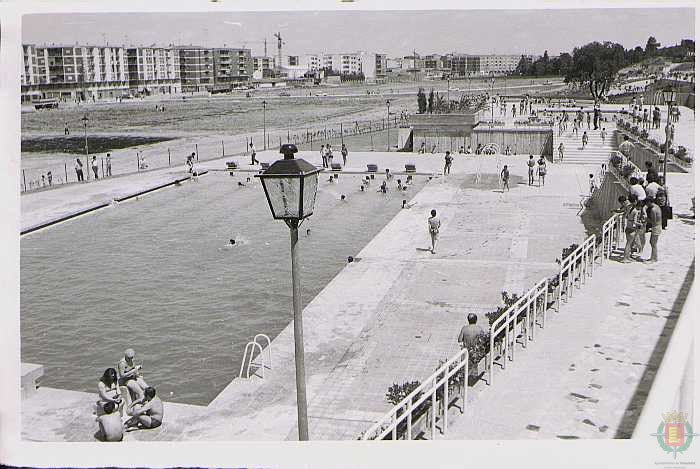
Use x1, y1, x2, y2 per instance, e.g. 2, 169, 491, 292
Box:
95, 348, 164, 442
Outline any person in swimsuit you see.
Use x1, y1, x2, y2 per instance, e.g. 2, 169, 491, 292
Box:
428, 209, 440, 254
97, 401, 124, 442
500, 165, 510, 192
118, 348, 148, 402
97, 368, 124, 414
527, 155, 535, 186
537, 157, 547, 186
125, 386, 163, 430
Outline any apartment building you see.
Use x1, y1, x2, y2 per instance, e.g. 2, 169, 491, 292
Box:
126, 47, 181, 95
360, 52, 387, 80
253, 56, 276, 79
212, 48, 253, 88
21, 44, 130, 102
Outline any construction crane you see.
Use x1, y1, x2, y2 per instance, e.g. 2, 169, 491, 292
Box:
274, 32, 284, 76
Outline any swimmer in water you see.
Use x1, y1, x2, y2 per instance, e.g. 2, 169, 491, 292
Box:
246, 177, 251, 183
229, 239, 236, 245
328, 175, 334, 183
306, 228, 311, 236
340, 194, 346, 201
396, 179, 402, 189
402, 199, 415, 209
360, 185, 365, 192
238, 181, 246, 187
377, 181, 387, 194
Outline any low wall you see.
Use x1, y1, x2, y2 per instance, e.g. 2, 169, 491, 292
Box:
590, 169, 629, 221
614, 130, 689, 174
471, 126, 553, 157
408, 111, 483, 153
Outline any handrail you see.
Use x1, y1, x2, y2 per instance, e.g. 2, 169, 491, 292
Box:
361, 348, 469, 440
556, 234, 596, 311
238, 333, 272, 379
487, 277, 549, 385
238, 341, 264, 379
632, 282, 695, 437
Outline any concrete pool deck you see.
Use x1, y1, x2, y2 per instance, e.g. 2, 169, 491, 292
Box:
21, 131, 695, 442
22, 149, 605, 441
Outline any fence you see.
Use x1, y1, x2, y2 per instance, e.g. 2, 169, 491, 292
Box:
363, 208, 627, 440
20, 115, 407, 194
361, 349, 469, 440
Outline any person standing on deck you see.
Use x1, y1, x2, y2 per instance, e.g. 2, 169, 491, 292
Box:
105, 153, 112, 177
500, 165, 510, 192
428, 209, 440, 254
341, 143, 348, 166
527, 155, 535, 186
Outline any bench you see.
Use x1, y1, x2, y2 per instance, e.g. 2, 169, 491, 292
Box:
367, 164, 378, 172
330, 163, 342, 171
21, 363, 44, 399
405, 164, 416, 173
261, 162, 270, 170
226, 161, 238, 170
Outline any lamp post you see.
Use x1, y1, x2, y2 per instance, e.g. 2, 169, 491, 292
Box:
262, 100, 267, 150
386, 99, 391, 151
446, 76, 450, 111
490, 73, 495, 126
255, 144, 321, 441
81, 114, 89, 180
662, 86, 676, 186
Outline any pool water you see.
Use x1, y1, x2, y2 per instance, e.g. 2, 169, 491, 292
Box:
20, 172, 425, 405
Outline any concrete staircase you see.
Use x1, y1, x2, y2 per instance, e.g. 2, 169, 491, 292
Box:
554, 125, 617, 166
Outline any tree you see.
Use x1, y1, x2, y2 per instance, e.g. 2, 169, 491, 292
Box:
645, 36, 661, 56
565, 41, 626, 104
428, 89, 435, 114
515, 55, 530, 75
417, 88, 427, 114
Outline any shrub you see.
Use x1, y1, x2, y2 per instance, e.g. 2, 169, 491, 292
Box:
621, 162, 636, 178
648, 138, 659, 148
386, 381, 421, 406
466, 332, 491, 367
610, 153, 623, 168
669, 147, 676, 156
640, 129, 649, 139
631, 126, 640, 136
676, 146, 688, 158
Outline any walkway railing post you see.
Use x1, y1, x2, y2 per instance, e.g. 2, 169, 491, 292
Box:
64, 163, 68, 183
443, 376, 449, 432
168, 148, 171, 167
222, 140, 225, 157
22, 169, 26, 192
431, 382, 437, 439
195, 143, 199, 161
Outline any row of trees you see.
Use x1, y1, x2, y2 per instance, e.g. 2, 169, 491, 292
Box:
514, 37, 694, 103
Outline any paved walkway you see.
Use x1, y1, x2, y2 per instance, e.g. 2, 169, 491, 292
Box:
445, 170, 694, 440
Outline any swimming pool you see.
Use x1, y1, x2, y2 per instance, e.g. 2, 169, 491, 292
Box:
20, 171, 425, 405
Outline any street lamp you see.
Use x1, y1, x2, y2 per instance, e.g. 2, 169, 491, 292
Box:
81, 114, 89, 180
255, 144, 321, 441
662, 86, 676, 185
489, 73, 495, 126
386, 99, 391, 151
262, 100, 267, 150
446, 76, 450, 111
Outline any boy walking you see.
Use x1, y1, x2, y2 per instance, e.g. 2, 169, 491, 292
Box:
428, 209, 440, 254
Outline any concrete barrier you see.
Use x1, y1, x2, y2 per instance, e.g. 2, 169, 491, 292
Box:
21, 363, 44, 399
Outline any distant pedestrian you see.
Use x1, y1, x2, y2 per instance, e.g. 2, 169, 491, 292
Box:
91, 156, 99, 179
586, 112, 591, 129
47, 171, 52, 186
588, 173, 597, 194
635, 198, 648, 256
250, 143, 258, 165
64, 122, 70, 135
581, 131, 588, 149
500, 164, 510, 192
558, 142, 565, 162
443, 151, 453, 175
600, 127, 607, 142
75, 158, 84, 182
527, 155, 535, 186
320, 145, 328, 168
656, 188, 670, 230
428, 209, 440, 254
326, 144, 334, 167
598, 163, 607, 186
186, 152, 195, 173
341, 143, 348, 166
537, 156, 547, 186
622, 195, 639, 263
105, 153, 112, 177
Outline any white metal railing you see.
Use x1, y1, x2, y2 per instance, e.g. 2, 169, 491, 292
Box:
601, 212, 624, 262
632, 283, 695, 437
361, 348, 469, 440
556, 234, 596, 311
362, 210, 631, 439
487, 277, 549, 385
238, 333, 272, 379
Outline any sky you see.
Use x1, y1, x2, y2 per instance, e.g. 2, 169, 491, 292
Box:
22, 8, 695, 58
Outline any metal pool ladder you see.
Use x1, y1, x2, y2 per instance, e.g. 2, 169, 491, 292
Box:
239, 333, 272, 379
